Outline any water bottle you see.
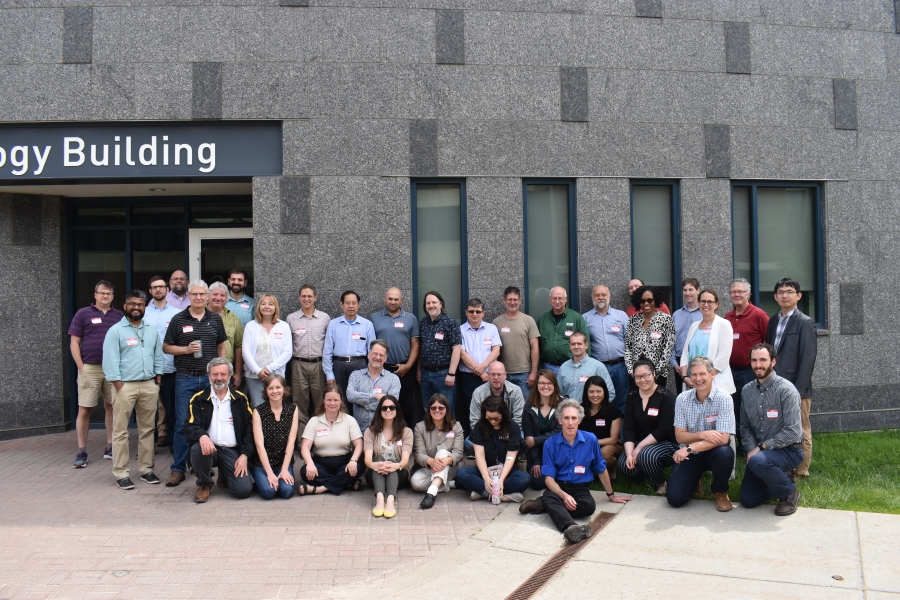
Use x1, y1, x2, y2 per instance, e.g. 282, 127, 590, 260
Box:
491, 473, 501, 505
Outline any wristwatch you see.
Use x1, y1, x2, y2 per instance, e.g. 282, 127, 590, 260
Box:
685, 446, 694, 455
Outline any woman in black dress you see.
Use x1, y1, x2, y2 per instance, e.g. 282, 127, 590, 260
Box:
250, 374, 299, 499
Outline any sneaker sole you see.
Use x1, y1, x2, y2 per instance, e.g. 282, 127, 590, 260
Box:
73, 463, 87, 468
141, 478, 161, 485
117, 483, 135, 490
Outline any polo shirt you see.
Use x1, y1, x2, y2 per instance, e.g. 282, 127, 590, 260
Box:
370, 309, 420, 365
68, 304, 126, 364
674, 386, 736, 436
163, 308, 228, 371
541, 430, 607, 484
579, 402, 623, 441
285, 309, 330, 359
322, 315, 377, 380
557, 356, 614, 404
101, 317, 164, 382
582, 307, 628, 362
419, 313, 462, 370
165, 291, 190, 310
492, 313, 540, 375
535, 308, 591, 365
144, 302, 181, 373
226, 293, 255, 327
302, 413, 363, 458
724, 303, 770, 368
671, 305, 702, 367
469, 420, 523, 467
459, 321, 502, 374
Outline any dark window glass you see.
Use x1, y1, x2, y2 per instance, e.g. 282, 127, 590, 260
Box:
524, 183, 572, 316
413, 183, 464, 322
132, 204, 185, 226
73, 230, 126, 311
190, 201, 253, 225
631, 183, 680, 308
200, 238, 254, 296
74, 205, 126, 227
132, 230, 186, 293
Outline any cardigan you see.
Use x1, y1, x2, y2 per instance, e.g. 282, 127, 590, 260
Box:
679, 315, 736, 394
241, 320, 293, 377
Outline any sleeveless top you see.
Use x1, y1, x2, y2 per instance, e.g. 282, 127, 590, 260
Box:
250, 401, 296, 468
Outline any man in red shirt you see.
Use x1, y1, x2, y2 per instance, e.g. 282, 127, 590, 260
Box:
724, 278, 769, 455
624, 279, 670, 317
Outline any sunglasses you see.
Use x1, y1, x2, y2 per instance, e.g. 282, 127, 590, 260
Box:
381, 405, 397, 412
430, 406, 446, 412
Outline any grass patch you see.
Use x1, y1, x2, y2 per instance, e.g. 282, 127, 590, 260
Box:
591, 429, 900, 515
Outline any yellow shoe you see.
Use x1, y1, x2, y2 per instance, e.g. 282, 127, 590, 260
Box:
372, 507, 384, 517
383, 509, 396, 518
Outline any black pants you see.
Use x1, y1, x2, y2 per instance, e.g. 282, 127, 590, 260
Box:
332, 358, 366, 408
189, 443, 253, 499
158, 372, 176, 449
300, 453, 365, 495
542, 482, 596, 531
666, 445, 735, 507
731, 366, 755, 450
456, 372, 483, 438
671, 357, 684, 391
386, 363, 422, 427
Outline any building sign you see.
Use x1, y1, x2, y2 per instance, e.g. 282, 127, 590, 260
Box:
0, 122, 282, 180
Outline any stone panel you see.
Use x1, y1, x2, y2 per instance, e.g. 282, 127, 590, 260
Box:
560, 67, 589, 122
576, 178, 631, 307
436, 9, 465, 65
853, 130, 900, 181
281, 176, 311, 234
437, 118, 471, 175
33, 9, 63, 64
381, 9, 435, 64
11, 195, 42, 246
118, 7, 179, 64
467, 231, 523, 290
317, 8, 383, 64
223, 62, 309, 120
62, 7, 91, 64
134, 63, 191, 121
192, 62, 222, 120
833, 78, 858, 130
0, 349, 63, 406
840, 283, 864, 335
253, 233, 301, 293
234, 7, 267, 63
179, 7, 234, 63
280, 0, 310, 6
841, 29, 887, 80
368, 177, 412, 234
465, 10, 572, 67
856, 80, 900, 132
266, 6, 318, 62
730, 126, 856, 180
74, 63, 135, 120
253, 176, 282, 235
750, 25, 844, 77
409, 119, 438, 177
680, 178, 732, 231
704, 124, 731, 178
725, 21, 751, 74
466, 177, 522, 232
635, 0, 663, 18
90, 7, 119, 64
0, 9, 34, 65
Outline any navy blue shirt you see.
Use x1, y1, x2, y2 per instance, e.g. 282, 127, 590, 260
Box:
542, 430, 607, 484
419, 313, 462, 370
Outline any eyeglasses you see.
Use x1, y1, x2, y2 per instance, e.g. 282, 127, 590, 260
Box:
466, 309, 483, 315
730, 290, 748, 296
486, 416, 502, 423
634, 373, 654, 381
188, 292, 207, 297
429, 405, 446, 412
124, 302, 145, 308
699, 299, 717, 305
776, 290, 798, 297
381, 405, 397, 412
537, 381, 554, 388
96, 291, 113, 296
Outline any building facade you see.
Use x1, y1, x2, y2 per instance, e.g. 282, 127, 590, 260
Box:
1, 0, 899, 439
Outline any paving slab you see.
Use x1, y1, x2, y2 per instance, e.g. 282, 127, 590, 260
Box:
858, 512, 900, 593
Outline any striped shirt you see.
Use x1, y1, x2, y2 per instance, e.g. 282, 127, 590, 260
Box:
163, 308, 228, 371
68, 304, 126, 364
674, 386, 736, 437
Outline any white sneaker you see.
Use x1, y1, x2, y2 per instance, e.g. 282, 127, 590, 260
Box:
470, 491, 483, 501
448, 479, 456, 489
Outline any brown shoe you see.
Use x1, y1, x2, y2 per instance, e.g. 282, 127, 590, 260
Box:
695, 478, 704, 497
194, 485, 211, 503
216, 473, 228, 489
774, 486, 800, 516
165, 471, 185, 487
156, 435, 168, 447
519, 498, 545, 514
715, 491, 733, 512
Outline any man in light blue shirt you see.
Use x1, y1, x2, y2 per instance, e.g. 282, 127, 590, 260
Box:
225, 268, 255, 327
557, 332, 614, 404
102, 290, 164, 490
143, 275, 182, 449
323, 291, 377, 401
457, 298, 502, 437
671, 278, 703, 390
346, 340, 401, 432
582, 285, 629, 412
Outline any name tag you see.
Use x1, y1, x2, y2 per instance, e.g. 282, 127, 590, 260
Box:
483, 337, 492, 345
274, 332, 283, 339
352, 333, 362, 340
394, 322, 404, 328
701, 328, 711, 335
733, 333, 740, 339
648, 408, 659, 416
373, 388, 383, 395
564, 330, 573, 337
182, 325, 193, 333
501, 326, 511, 333
574, 466, 586, 474
767, 409, 779, 418
316, 428, 329, 437
566, 323, 574, 327
445, 431, 455, 438
396, 440, 402, 446
579, 375, 589, 383
435, 332, 444, 340
126, 338, 138, 346
240, 302, 250, 309
650, 331, 661, 339
611, 325, 621, 333
706, 414, 718, 424
164, 321, 170, 327
296, 327, 306, 334
596, 419, 605, 427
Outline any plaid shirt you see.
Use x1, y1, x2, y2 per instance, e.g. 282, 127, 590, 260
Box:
772, 308, 796, 352
674, 386, 735, 439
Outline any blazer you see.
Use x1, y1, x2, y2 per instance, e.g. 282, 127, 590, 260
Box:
766, 309, 817, 398
412, 421, 465, 480
363, 426, 414, 475
242, 320, 293, 378
679, 315, 736, 394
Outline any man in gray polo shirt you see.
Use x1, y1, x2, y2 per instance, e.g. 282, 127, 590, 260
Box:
371, 287, 420, 426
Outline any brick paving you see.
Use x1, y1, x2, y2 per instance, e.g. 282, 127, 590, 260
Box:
0, 431, 503, 600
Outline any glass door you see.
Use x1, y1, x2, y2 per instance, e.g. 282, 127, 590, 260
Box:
188, 228, 254, 293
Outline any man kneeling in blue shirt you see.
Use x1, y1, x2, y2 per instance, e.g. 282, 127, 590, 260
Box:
519, 399, 631, 543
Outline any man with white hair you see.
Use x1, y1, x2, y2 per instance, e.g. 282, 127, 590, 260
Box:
162, 279, 228, 487
536, 286, 591, 376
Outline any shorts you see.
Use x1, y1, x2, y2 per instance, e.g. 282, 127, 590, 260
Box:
77, 363, 116, 408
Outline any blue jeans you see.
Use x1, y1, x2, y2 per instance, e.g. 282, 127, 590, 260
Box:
667, 445, 735, 507
455, 466, 531, 497
252, 465, 296, 500
506, 372, 531, 403
740, 446, 803, 507
420, 368, 456, 416
542, 362, 560, 376
605, 361, 629, 414
172, 373, 207, 473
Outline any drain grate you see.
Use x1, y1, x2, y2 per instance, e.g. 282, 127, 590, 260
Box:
504, 511, 616, 600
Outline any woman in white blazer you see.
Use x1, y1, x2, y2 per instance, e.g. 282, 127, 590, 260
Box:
679, 289, 735, 394
242, 294, 293, 408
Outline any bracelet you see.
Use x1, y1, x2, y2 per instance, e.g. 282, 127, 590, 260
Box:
448, 373, 456, 377
606, 492, 614, 497
349, 459, 358, 463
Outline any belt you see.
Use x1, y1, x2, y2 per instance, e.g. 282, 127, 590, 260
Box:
332, 355, 366, 362
601, 357, 624, 366
294, 356, 322, 363
422, 365, 450, 372
176, 369, 206, 376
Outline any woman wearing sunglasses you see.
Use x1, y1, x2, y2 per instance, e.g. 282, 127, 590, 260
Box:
624, 285, 675, 389
411, 393, 465, 509
363, 395, 413, 518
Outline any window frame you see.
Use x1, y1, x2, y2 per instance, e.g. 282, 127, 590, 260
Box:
730, 181, 825, 328
410, 178, 469, 320
629, 180, 682, 310
521, 179, 579, 314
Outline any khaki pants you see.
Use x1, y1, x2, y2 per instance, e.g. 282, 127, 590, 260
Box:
156, 398, 166, 437
112, 380, 158, 480
291, 358, 326, 429
796, 396, 812, 476
77, 363, 115, 407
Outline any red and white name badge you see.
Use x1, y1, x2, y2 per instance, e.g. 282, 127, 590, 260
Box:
579, 375, 589, 383
445, 431, 455, 438
564, 330, 573, 337
394, 321, 404, 328
126, 338, 138, 346
352, 333, 362, 340
767, 409, 779, 418
733, 333, 740, 339
435, 332, 444, 340
164, 321, 170, 327
701, 328, 711, 335
706, 414, 718, 424
596, 419, 605, 427
316, 429, 329, 437
296, 327, 306, 334
397, 440, 402, 446
648, 407, 659, 416
611, 325, 621, 333
574, 466, 586, 474
91, 318, 102, 324
373, 388, 383, 395
240, 302, 250, 309
483, 338, 492, 346
501, 326, 511, 333
182, 325, 194, 333
274, 332, 283, 339
650, 331, 662, 339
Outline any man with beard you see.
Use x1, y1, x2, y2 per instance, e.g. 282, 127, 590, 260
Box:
371, 287, 421, 426
102, 290, 164, 489
739, 343, 803, 516
166, 270, 190, 310
582, 285, 629, 412
144, 276, 181, 449
225, 268, 255, 327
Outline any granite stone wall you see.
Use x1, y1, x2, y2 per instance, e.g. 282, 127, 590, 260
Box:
1, 0, 899, 434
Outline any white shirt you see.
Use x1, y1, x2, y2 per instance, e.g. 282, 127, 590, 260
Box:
207, 387, 237, 448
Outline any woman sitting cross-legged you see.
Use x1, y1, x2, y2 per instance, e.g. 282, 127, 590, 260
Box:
363, 395, 413, 518
411, 393, 465, 509
578, 375, 624, 479
455, 397, 530, 503
250, 374, 299, 499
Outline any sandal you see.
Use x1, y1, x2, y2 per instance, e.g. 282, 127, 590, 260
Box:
297, 483, 310, 497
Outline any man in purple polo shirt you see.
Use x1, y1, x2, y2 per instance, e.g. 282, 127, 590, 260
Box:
69, 280, 125, 468
166, 270, 190, 310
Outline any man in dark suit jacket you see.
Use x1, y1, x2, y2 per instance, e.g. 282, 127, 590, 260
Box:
766, 278, 817, 478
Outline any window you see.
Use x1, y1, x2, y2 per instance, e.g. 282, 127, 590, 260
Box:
523, 181, 578, 315
411, 181, 467, 322
732, 183, 824, 325
630, 182, 681, 309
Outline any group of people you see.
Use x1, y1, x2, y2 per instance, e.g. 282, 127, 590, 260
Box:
69, 271, 817, 542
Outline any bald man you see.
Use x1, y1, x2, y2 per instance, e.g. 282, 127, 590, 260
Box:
535, 286, 591, 376
371, 287, 421, 426
166, 271, 190, 310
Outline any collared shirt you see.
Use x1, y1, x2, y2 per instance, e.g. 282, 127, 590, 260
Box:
226, 293, 255, 328
101, 318, 164, 382
674, 386, 736, 438
419, 313, 462, 370
301, 412, 363, 458
144, 302, 181, 373
459, 321, 502, 374
163, 308, 228, 371
470, 381, 525, 428
773, 308, 797, 352
346, 367, 401, 432
536, 308, 591, 365
582, 307, 628, 362
739, 373, 802, 450
541, 430, 607, 484
208, 388, 238, 448
285, 309, 331, 359
216, 308, 244, 363
68, 304, 126, 365
671, 305, 703, 367
165, 291, 190, 310
371, 309, 420, 365
724, 303, 770, 368
557, 356, 615, 405
322, 315, 377, 380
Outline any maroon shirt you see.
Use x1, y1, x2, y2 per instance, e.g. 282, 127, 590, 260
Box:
625, 302, 671, 318
724, 303, 770, 368
68, 304, 126, 364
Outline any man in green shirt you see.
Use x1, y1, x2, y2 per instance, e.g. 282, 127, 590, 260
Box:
535, 286, 590, 376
